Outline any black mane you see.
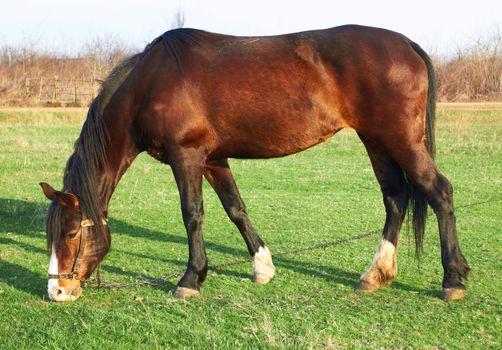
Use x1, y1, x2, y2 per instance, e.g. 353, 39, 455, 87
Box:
160, 28, 210, 72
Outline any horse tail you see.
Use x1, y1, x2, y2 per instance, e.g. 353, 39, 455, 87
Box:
407, 41, 437, 257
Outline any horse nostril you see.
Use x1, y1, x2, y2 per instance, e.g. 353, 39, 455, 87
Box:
70, 287, 81, 297
56, 288, 63, 296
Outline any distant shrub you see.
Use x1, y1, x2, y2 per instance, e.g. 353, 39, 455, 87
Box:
1, 28, 501, 106
0, 36, 134, 106
434, 31, 502, 101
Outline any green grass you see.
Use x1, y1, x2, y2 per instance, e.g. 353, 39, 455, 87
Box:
1, 107, 501, 349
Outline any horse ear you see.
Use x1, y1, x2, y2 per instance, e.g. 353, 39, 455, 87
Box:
39, 182, 80, 211
40, 182, 56, 200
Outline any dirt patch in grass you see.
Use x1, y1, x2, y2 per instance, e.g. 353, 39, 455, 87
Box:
438, 102, 502, 111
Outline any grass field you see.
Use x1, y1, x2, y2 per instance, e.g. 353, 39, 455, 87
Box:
0, 106, 501, 349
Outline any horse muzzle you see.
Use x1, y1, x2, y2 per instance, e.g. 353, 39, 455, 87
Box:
48, 283, 83, 302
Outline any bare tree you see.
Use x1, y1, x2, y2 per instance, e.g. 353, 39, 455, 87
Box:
170, 8, 185, 29
435, 29, 502, 101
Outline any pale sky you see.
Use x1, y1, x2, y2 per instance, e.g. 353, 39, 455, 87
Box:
1, 0, 501, 56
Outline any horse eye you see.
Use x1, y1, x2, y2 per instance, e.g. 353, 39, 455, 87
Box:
67, 232, 78, 239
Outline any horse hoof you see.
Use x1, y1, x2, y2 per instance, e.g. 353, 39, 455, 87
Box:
253, 274, 273, 285
441, 288, 466, 301
356, 280, 380, 292
174, 287, 200, 299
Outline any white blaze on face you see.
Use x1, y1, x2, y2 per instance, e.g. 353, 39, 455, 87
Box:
48, 243, 59, 299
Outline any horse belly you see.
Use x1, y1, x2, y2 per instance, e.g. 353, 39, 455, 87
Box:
212, 101, 345, 159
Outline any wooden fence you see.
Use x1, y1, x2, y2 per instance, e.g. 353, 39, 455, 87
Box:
23, 77, 99, 105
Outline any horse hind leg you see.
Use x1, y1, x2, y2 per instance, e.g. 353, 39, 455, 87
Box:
204, 159, 275, 284
357, 135, 408, 292
390, 143, 470, 300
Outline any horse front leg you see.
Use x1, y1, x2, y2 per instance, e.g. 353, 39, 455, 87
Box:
204, 159, 275, 284
170, 151, 207, 298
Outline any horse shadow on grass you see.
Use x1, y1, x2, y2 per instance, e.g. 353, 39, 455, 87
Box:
0, 259, 47, 298
0, 197, 434, 297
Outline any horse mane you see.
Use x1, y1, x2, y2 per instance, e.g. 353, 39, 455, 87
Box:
46, 28, 209, 249
160, 28, 211, 72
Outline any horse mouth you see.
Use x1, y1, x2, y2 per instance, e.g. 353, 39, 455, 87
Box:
49, 285, 83, 302
68, 286, 83, 299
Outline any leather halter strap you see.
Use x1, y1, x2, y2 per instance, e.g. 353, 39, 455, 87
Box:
48, 218, 108, 281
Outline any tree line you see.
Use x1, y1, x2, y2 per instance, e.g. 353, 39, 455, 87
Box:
1, 31, 501, 106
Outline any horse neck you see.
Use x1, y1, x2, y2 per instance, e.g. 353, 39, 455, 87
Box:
96, 111, 139, 216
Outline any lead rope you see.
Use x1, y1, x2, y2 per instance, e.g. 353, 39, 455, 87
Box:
87, 197, 501, 289
86, 229, 380, 289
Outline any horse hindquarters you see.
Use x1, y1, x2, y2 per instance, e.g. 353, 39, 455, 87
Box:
346, 37, 469, 300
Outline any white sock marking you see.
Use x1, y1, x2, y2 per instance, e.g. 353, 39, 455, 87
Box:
253, 246, 275, 283
360, 238, 396, 281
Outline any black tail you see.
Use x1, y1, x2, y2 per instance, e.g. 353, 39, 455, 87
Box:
407, 41, 437, 257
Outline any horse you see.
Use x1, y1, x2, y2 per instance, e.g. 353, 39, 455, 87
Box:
40, 25, 470, 302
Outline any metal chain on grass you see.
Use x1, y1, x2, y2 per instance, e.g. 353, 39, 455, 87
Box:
87, 229, 381, 289
87, 197, 502, 289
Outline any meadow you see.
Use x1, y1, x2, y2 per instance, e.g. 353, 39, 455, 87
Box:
0, 106, 501, 349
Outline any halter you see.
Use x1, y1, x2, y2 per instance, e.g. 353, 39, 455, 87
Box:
48, 218, 108, 282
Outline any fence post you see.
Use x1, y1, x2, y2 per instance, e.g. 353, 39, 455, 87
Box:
73, 79, 78, 104
38, 78, 43, 102
53, 76, 59, 102
52, 77, 56, 102
24, 78, 30, 99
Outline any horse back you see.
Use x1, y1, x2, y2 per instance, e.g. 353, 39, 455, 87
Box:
134, 25, 429, 161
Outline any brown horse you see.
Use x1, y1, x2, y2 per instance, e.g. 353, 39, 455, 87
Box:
40, 25, 469, 302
